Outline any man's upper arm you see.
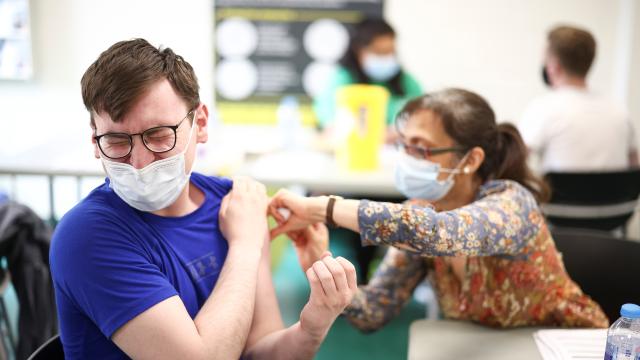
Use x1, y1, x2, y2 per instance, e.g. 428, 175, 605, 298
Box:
245, 235, 284, 350
54, 219, 211, 359
112, 296, 207, 359
51, 212, 179, 346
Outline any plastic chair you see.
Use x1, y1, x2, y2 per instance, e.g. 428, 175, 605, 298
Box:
552, 228, 640, 322
26, 334, 63, 360
542, 169, 640, 233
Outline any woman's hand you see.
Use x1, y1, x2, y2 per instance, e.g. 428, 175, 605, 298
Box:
268, 189, 326, 238
286, 223, 330, 272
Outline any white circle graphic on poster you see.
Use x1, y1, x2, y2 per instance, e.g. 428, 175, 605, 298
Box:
302, 62, 338, 97
216, 17, 258, 58
216, 59, 258, 100
303, 19, 348, 62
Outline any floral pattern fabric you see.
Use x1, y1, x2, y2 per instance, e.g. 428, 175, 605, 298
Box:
343, 180, 608, 331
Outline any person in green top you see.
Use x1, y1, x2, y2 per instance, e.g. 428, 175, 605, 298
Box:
313, 17, 423, 143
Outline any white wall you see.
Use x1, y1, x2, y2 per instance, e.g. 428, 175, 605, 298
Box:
0, 0, 638, 222
1, 0, 636, 159
0, 0, 214, 160
386, 0, 640, 238
386, 0, 633, 124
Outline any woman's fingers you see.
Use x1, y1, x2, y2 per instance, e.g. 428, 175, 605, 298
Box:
268, 189, 291, 213
268, 201, 286, 223
271, 216, 310, 238
270, 221, 292, 239
268, 190, 295, 238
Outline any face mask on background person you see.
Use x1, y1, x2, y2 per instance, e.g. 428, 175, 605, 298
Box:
542, 65, 551, 87
362, 53, 401, 82
101, 114, 197, 212
394, 150, 469, 201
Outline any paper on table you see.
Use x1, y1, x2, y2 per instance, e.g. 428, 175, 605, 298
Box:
533, 329, 607, 360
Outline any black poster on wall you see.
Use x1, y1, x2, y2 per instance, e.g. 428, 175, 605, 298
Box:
214, 0, 384, 125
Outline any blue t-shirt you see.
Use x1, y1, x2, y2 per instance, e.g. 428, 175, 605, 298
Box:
50, 172, 232, 359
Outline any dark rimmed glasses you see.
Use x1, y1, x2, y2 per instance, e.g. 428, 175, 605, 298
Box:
395, 142, 467, 160
394, 110, 468, 159
94, 110, 194, 159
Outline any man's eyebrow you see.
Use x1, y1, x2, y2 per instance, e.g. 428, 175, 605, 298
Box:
408, 135, 436, 147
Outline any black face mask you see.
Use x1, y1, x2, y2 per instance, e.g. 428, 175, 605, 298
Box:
542, 66, 551, 87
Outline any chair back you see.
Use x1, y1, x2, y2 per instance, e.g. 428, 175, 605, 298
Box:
552, 228, 640, 322
26, 334, 63, 360
543, 169, 640, 231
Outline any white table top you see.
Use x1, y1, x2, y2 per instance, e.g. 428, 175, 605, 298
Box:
236, 148, 402, 197
408, 320, 543, 360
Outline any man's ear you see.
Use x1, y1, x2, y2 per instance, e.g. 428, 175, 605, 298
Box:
91, 129, 100, 159
194, 103, 209, 144
547, 55, 563, 79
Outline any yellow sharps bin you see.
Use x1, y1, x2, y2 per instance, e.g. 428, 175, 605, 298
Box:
334, 84, 390, 171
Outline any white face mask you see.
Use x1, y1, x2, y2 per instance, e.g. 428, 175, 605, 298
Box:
394, 150, 468, 201
362, 53, 400, 82
101, 115, 197, 212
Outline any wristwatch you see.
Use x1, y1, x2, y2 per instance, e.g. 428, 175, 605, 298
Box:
325, 195, 343, 229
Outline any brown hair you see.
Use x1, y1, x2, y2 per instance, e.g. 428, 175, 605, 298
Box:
548, 25, 596, 77
398, 88, 550, 203
81, 38, 200, 127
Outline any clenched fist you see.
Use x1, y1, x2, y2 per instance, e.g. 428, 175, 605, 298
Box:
299, 254, 357, 339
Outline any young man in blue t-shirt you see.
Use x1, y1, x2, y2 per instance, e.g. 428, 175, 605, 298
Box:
50, 38, 357, 359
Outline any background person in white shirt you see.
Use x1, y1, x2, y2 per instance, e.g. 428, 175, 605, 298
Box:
518, 25, 638, 173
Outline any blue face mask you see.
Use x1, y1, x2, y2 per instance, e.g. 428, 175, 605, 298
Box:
394, 151, 468, 201
362, 54, 400, 82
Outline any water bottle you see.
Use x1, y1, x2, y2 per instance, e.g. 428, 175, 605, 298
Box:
276, 95, 303, 150
604, 303, 640, 360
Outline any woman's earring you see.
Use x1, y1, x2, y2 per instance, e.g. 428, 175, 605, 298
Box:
463, 167, 470, 174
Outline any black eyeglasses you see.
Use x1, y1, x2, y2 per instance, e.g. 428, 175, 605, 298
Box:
396, 141, 467, 160
94, 110, 194, 159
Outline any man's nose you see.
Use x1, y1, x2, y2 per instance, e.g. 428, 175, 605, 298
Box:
128, 136, 155, 169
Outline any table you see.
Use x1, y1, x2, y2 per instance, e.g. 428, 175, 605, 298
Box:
236, 148, 402, 197
408, 320, 543, 360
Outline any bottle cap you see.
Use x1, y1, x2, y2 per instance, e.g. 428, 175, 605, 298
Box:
620, 303, 640, 318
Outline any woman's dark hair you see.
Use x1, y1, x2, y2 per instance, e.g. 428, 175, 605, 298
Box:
397, 88, 550, 203
340, 18, 405, 96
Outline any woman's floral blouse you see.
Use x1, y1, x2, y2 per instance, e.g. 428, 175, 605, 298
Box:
343, 180, 608, 331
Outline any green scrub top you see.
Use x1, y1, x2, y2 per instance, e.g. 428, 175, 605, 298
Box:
313, 66, 423, 128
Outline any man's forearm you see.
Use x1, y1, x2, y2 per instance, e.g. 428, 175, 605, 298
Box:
194, 244, 262, 359
243, 321, 325, 360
